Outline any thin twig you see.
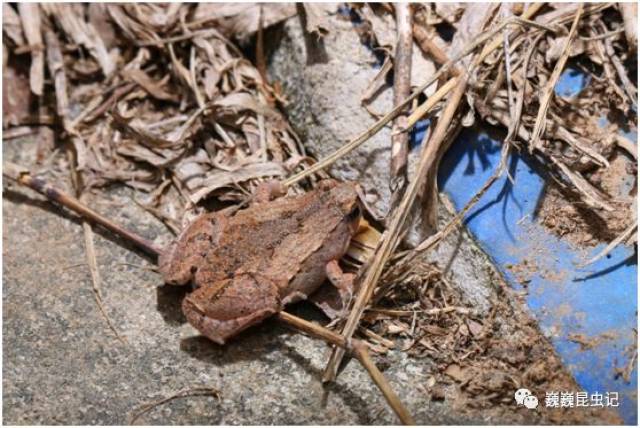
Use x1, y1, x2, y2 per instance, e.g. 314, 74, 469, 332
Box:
359, 327, 396, 349
550, 157, 614, 211
477, 3, 546, 60
579, 220, 638, 267
530, 4, 584, 152
276, 311, 415, 425
352, 341, 414, 425
369, 306, 471, 316
579, 28, 624, 41
502, 9, 516, 118
615, 134, 638, 160
619, 2, 638, 53
129, 387, 221, 424
276, 311, 353, 350
2, 126, 38, 140
3, 163, 162, 258
389, 3, 413, 207
603, 28, 638, 109
405, 77, 458, 129
412, 12, 458, 72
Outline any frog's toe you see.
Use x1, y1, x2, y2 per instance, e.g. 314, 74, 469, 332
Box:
254, 180, 287, 203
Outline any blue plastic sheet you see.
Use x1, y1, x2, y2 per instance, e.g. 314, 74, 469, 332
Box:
416, 69, 637, 424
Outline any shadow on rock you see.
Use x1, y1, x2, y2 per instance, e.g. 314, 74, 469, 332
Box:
155, 285, 189, 326
279, 342, 376, 425
179, 316, 288, 367
178, 297, 376, 424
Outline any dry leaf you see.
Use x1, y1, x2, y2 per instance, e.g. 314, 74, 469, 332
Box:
123, 69, 179, 102
2, 61, 32, 127
193, 3, 296, 39
41, 3, 115, 76
17, 3, 44, 96
3, 4, 25, 46
302, 3, 337, 36
444, 364, 467, 382
190, 162, 286, 203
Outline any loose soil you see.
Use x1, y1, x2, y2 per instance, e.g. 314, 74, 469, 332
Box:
538, 152, 636, 248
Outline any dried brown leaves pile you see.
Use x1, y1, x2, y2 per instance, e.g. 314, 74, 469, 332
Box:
4, 3, 308, 230
425, 3, 637, 244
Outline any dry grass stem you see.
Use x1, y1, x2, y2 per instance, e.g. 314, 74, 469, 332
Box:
580, 220, 638, 267
323, 71, 471, 383
128, 387, 221, 424
389, 3, 413, 205
82, 222, 128, 344
529, 4, 583, 152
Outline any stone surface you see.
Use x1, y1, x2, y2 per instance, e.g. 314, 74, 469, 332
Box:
268, 10, 434, 221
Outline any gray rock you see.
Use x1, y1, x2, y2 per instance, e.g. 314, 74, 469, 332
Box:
268, 10, 434, 220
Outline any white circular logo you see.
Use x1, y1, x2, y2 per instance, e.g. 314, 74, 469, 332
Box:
515, 388, 538, 409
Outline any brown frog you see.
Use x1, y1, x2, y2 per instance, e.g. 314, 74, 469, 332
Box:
158, 180, 361, 344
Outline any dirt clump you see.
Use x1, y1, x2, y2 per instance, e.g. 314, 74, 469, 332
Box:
538, 151, 636, 248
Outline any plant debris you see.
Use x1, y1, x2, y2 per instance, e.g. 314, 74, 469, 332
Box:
128, 386, 221, 424
4, 3, 308, 233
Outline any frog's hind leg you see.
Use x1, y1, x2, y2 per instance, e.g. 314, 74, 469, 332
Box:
310, 260, 357, 319
182, 274, 282, 345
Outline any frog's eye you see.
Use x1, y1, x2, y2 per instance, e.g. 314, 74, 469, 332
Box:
347, 204, 361, 221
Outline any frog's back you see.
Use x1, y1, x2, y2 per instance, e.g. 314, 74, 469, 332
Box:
194, 191, 319, 285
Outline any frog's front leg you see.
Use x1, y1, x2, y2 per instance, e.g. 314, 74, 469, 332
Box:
182, 273, 282, 344
310, 260, 357, 319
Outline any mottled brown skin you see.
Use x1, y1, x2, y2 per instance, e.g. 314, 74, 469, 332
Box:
158, 180, 361, 344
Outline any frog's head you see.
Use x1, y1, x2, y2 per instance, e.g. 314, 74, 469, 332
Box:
327, 181, 361, 235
